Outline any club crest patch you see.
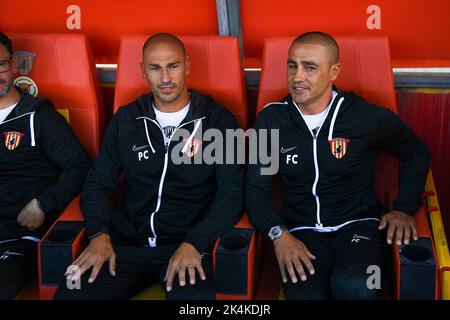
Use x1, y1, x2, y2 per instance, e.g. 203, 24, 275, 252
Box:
13, 51, 36, 76
4, 131, 24, 150
184, 138, 202, 158
13, 76, 38, 97
329, 137, 350, 159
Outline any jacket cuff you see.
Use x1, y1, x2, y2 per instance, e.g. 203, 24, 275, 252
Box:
36, 193, 57, 214
85, 225, 109, 239
184, 231, 210, 253
392, 204, 416, 216
260, 217, 286, 240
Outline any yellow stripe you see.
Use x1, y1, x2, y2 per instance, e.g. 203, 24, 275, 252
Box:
131, 284, 166, 300
397, 88, 450, 94
100, 82, 115, 88
57, 109, 70, 123
11, 133, 18, 148
425, 170, 450, 299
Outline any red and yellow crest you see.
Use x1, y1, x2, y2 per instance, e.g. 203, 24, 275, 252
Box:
329, 137, 350, 159
184, 138, 202, 158
4, 131, 24, 150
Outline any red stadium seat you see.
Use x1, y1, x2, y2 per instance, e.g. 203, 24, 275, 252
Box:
37, 35, 257, 300
6, 33, 105, 300
257, 36, 396, 112
255, 36, 439, 300
114, 35, 255, 300
114, 35, 247, 129
8, 32, 105, 158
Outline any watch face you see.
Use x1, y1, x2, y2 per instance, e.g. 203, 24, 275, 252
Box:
269, 226, 282, 240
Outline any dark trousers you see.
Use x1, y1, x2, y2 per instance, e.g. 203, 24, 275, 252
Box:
282, 221, 385, 300
0, 239, 37, 299
54, 238, 215, 300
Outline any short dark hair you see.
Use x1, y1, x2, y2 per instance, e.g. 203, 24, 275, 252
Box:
0, 32, 13, 58
142, 33, 186, 58
292, 31, 339, 65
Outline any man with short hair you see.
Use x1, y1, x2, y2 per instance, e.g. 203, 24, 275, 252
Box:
0, 32, 91, 299
56, 33, 243, 300
246, 32, 430, 299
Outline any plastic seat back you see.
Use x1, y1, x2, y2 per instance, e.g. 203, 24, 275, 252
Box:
114, 35, 247, 129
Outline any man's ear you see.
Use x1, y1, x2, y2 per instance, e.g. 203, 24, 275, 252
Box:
330, 62, 340, 81
140, 61, 146, 80
185, 54, 191, 76
11, 57, 18, 74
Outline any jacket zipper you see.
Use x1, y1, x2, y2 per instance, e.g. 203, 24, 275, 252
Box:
0, 112, 37, 146
312, 96, 343, 228
312, 131, 323, 228
292, 100, 325, 228
139, 116, 205, 247
292, 98, 335, 229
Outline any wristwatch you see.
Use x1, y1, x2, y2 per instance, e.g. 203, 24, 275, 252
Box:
268, 225, 286, 241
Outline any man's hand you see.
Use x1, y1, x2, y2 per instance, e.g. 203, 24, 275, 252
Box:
378, 211, 418, 245
65, 233, 116, 284
273, 231, 316, 284
164, 242, 206, 292
17, 198, 45, 230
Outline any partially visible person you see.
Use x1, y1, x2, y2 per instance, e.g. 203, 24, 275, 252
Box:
0, 31, 91, 299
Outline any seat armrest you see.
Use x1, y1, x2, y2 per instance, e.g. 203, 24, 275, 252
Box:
38, 195, 87, 300
213, 213, 262, 300
391, 202, 439, 299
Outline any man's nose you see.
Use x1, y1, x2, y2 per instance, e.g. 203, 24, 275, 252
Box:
160, 67, 171, 83
293, 66, 306, 82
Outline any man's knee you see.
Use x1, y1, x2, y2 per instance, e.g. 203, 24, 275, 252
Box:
166, 283, 215, 300
0, 283, 21, 300
54, 284, 123, 300
331, 265, 379, 300
283, 286, 329, 300
54, 275, 121, 300
282, 279, 330, 300
54, 279, 91, 300
332, 281, 378, 300
0, 270, 32, 300
54, 285, 76, 300
0, 244, 37, 299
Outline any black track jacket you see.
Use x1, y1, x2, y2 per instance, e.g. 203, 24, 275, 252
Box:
81, 90, 244, 252
0, 89, 91, 237
246, 88, 430, 237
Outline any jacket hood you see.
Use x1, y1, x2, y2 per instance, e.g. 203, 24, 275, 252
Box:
10, 86, 51, 118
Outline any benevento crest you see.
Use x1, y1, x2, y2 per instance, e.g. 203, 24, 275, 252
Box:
329, 137, 350, 159
4, 131, 24, 150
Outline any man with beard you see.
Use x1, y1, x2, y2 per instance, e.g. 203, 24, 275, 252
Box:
0, 32, 91, 299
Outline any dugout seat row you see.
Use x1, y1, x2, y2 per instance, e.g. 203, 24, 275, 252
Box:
8, 33, 448, 300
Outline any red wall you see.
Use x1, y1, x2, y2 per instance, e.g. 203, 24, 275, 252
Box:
241, 0, 450, 67
397, 91, 450, 234
0, 0, 218, 63
2, 1, 450, 67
